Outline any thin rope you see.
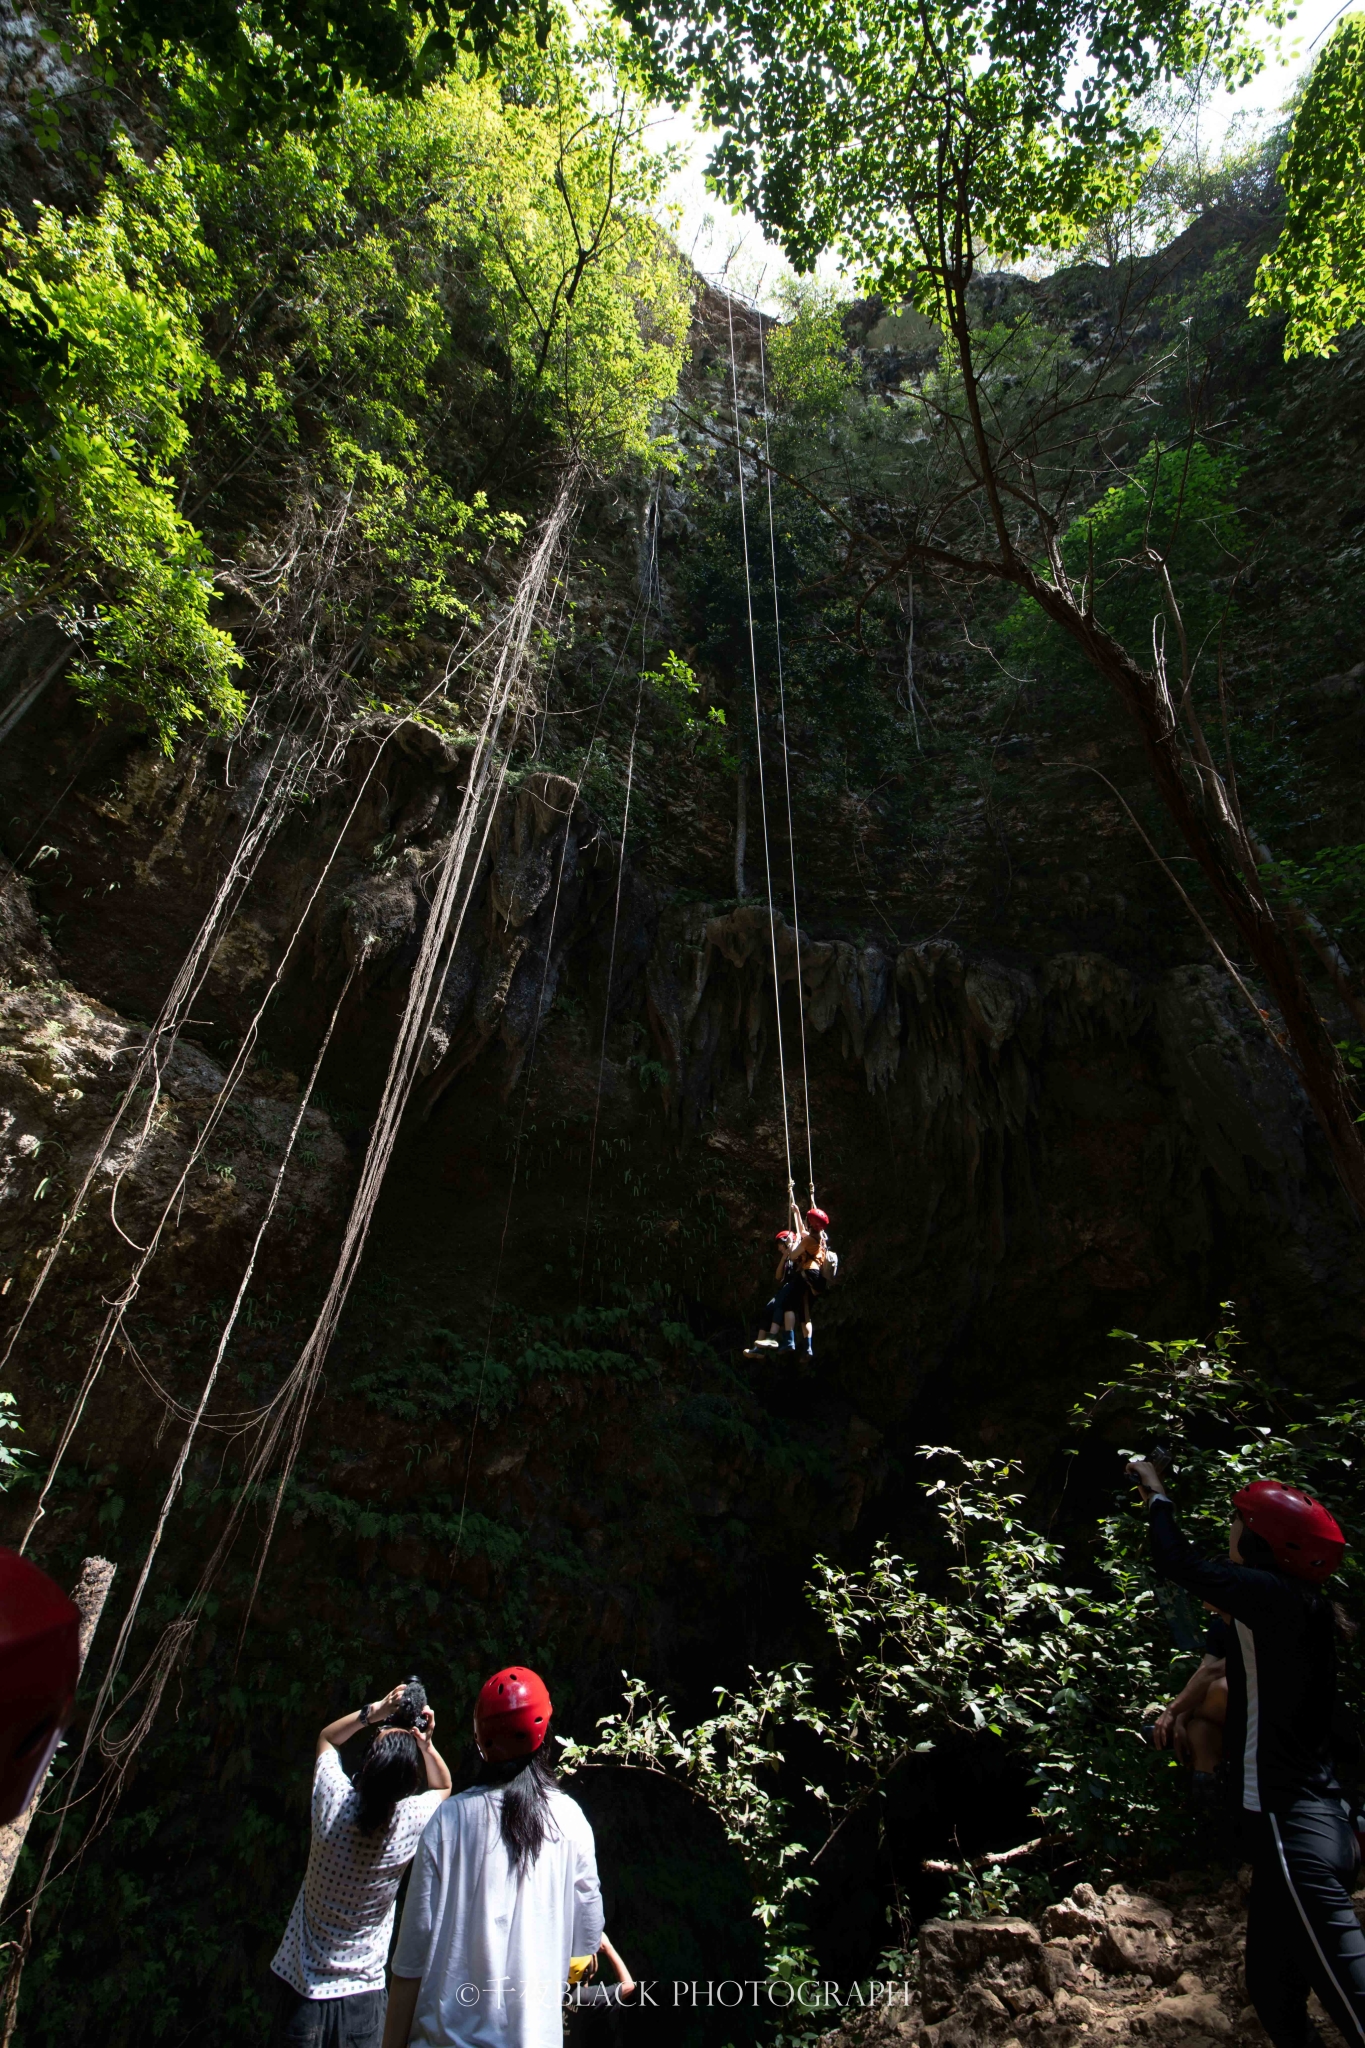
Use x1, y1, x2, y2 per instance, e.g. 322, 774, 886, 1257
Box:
225, 476, 581, 1631
14, 613, 513, 1544
0, 727, 302, 1383
60, 953, 360, 1760
726, 293, 795, 1211
579, 483, 660, 1297
0, 527, 563, 2016
458, 575, 655, 1547
17, 718, 401, 1548
755, 315, 816, 1207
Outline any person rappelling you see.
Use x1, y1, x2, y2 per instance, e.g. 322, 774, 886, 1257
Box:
744, 1197, 837, 1360
1126, 1457, 1364, 2048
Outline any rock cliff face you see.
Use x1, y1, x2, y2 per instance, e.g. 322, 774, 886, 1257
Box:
2, 687, 1358, 1527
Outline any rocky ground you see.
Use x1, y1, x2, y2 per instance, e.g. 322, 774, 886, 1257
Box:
827, 1875, 1345, 2048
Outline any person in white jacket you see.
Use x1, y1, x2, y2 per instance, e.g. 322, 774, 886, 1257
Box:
381, 1666, 604, 2048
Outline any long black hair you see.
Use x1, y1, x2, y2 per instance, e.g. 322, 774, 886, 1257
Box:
479, 1749, 557, 1875
1237, 1527, 1358, 1639
353, 1729, 423, 1835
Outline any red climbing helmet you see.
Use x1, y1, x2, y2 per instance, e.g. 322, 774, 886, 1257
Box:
474, 1666, 553, 1762
806, 1208, 830, 1232
1232, 1480, 1346, 1584
0, 1549, 80, 1825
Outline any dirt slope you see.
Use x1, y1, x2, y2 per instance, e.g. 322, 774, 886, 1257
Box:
825, 1875, 1354, 2048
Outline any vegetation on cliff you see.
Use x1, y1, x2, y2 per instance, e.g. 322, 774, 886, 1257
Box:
570, 1323, 1365, 1981
1, 23, 688, 748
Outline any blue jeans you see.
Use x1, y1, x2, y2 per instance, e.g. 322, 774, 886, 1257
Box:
763, 1276, 807, 1327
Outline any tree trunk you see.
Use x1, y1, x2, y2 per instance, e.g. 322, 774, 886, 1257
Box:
1024, 569, 1365, 1218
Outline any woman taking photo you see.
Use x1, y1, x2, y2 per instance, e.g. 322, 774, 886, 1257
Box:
382, 1666, 603, 2048
1128, 1459, 1364, 2048
273, 1680, 453, 2047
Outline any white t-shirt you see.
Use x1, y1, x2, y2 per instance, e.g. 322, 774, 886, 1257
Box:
272, 1746, 446, 2000
392, 1781, 604, 2048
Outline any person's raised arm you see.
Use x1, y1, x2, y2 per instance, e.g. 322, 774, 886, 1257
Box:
1125, 1460, 1280, 1623
317, 1683, 407, 1759
412, 1709, 453, 1796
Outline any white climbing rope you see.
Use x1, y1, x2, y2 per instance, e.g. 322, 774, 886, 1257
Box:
726, 291, 797, 1215
755, 315, 817, 1208
578, 480, 662, 1296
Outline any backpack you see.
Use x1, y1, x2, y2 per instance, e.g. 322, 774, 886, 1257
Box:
806, 1246, 839, 1297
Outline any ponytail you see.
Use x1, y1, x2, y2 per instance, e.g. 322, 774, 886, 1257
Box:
1238, 1529, 1358, 1637
479, 1749, 557, 1874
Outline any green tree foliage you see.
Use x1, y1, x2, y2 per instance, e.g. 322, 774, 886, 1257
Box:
629, 0, 1271, 296
73, 0, 543, 133
1071, 101, 1283, 268
1001, 442, 1245, 701
184, 31, 688, 488
561, 1669, 818, 1970
644, 650, 732, 764
1252, 15, 1365, 358
1260, 844, 1365, 931
570, 1319, 1365, 1950
0, 1390, 25, 1486
627, 0, 1365, 1215
0, 32, 689, 745
0, 137, 244, 751
178, 33, 687, 696
766, 282, 856, 421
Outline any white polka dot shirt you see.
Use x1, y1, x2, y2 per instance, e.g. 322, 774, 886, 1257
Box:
272, 1745, 445, 2000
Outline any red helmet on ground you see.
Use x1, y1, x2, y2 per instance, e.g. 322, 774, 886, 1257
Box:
1232, 1480, 1346, 1584
0, 1549, 80, 1825
474, 1666, 553, 1762
806, 1208, 830, 1232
